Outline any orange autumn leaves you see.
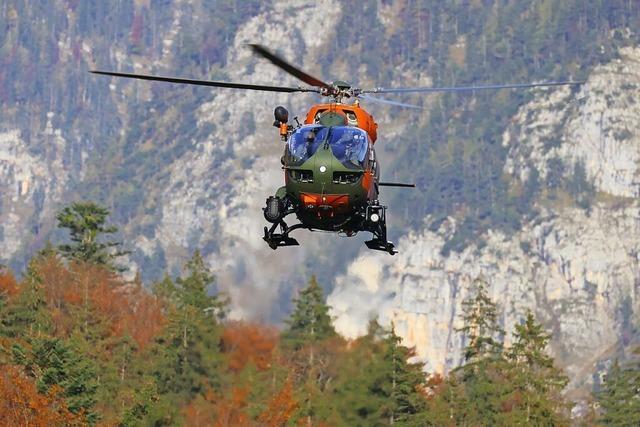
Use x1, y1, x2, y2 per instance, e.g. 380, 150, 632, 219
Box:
29, 255, 164, 350
180, 323, 298, 426
182, 381, 298, 427
0, 365, 81, 426
0, 268, 19, 298
2, 254, 299, 426
222, 322, 278, 372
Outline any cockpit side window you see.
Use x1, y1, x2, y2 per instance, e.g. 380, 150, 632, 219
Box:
313, 110, 327, 123
345, 111, 358, 126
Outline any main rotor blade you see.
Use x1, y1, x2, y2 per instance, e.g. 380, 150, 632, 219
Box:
363, 81, 585, 94
359, 94, 422, 109
248, 44, 330, 89
90, 70, 319, 93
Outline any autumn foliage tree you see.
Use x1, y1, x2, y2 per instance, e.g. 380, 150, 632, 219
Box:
258, 378, 298, 427
0, 365, 81, 426
222, 322, 278, 372
144, 250, 227, 423
0, 267, 19, 299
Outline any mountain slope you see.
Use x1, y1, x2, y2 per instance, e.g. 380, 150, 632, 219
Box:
1, 1, 640, 402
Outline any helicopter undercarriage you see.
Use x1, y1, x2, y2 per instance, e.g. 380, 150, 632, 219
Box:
262, 196, 397, 255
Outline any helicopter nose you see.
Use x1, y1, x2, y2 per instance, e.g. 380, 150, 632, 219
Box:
312, 149, 334, 187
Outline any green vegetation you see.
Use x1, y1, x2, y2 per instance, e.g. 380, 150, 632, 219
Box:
283, 275, 336, 350
1, 202, 616, 425
420, 283, 572, 426
598, 354, 640, 425
56, 201, 128, 270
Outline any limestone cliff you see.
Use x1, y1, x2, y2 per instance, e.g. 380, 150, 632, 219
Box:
329, 48, 640, 399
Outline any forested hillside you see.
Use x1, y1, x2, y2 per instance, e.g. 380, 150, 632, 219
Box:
2, 0, 640, 422
4, 202, 637, 425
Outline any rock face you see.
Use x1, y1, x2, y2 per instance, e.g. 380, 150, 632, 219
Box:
329, 48, 640, 395
0, 0, 350, 320
0, 123, 68, 260
144, 0, 344, 319
505, 47, 640, 198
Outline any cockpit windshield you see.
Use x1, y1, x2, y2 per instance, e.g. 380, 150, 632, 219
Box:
287, 125, 327, 166
286, 125, 369, 169
328, 127, 369, 169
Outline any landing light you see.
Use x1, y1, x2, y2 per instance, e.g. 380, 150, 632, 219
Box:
370, 213, 380, 223
319, 165, 327, 173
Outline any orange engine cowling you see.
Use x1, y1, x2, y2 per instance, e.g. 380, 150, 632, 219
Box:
304, 103, 378, 143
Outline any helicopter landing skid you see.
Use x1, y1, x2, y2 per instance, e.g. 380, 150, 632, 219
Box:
364, 204, 397, 255
364, 238, 397, 255
263, 221, 304, 250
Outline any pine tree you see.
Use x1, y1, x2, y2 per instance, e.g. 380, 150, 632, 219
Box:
283, 276, 338, 426
450, 277, 507, 425
598, 355, 640, 425
457, 277, 504, 366
331, 321, 388, 426
174, 250, 227, 315
120, 379, 159, 426
380, 325, 427, 426
500, 310, 570, 425
56, 201, 128, 270
283, 275, 336, 350
147, 251, 227, 401
332, 321, 426, 426
12, 336, 99, 424
1, 259, 52, 339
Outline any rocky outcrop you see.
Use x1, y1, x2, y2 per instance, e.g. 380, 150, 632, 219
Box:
0, 121, 67, 261
505, 47, 640, 198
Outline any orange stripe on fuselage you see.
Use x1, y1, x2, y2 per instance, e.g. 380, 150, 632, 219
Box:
300, 193, 350, 214
362, 169, 373, 193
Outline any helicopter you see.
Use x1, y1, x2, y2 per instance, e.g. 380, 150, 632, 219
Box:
92, 44, 583, 255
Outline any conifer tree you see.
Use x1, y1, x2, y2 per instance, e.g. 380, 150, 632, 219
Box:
1, 259, 52, 339
500, 310, 570, 425
451, 277, 507, 425
379, 325, 427, 426
12, 337, 99, 424
331, 321, 388, 426
56, 201, 128, 270
120, 379, 159, 426
283, 275, 336, 350
333, 321, 427, 426
598, 355, 640, 425
283, 276, 338, 426
457, 277, 504, 366
148, 250, 227, 401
